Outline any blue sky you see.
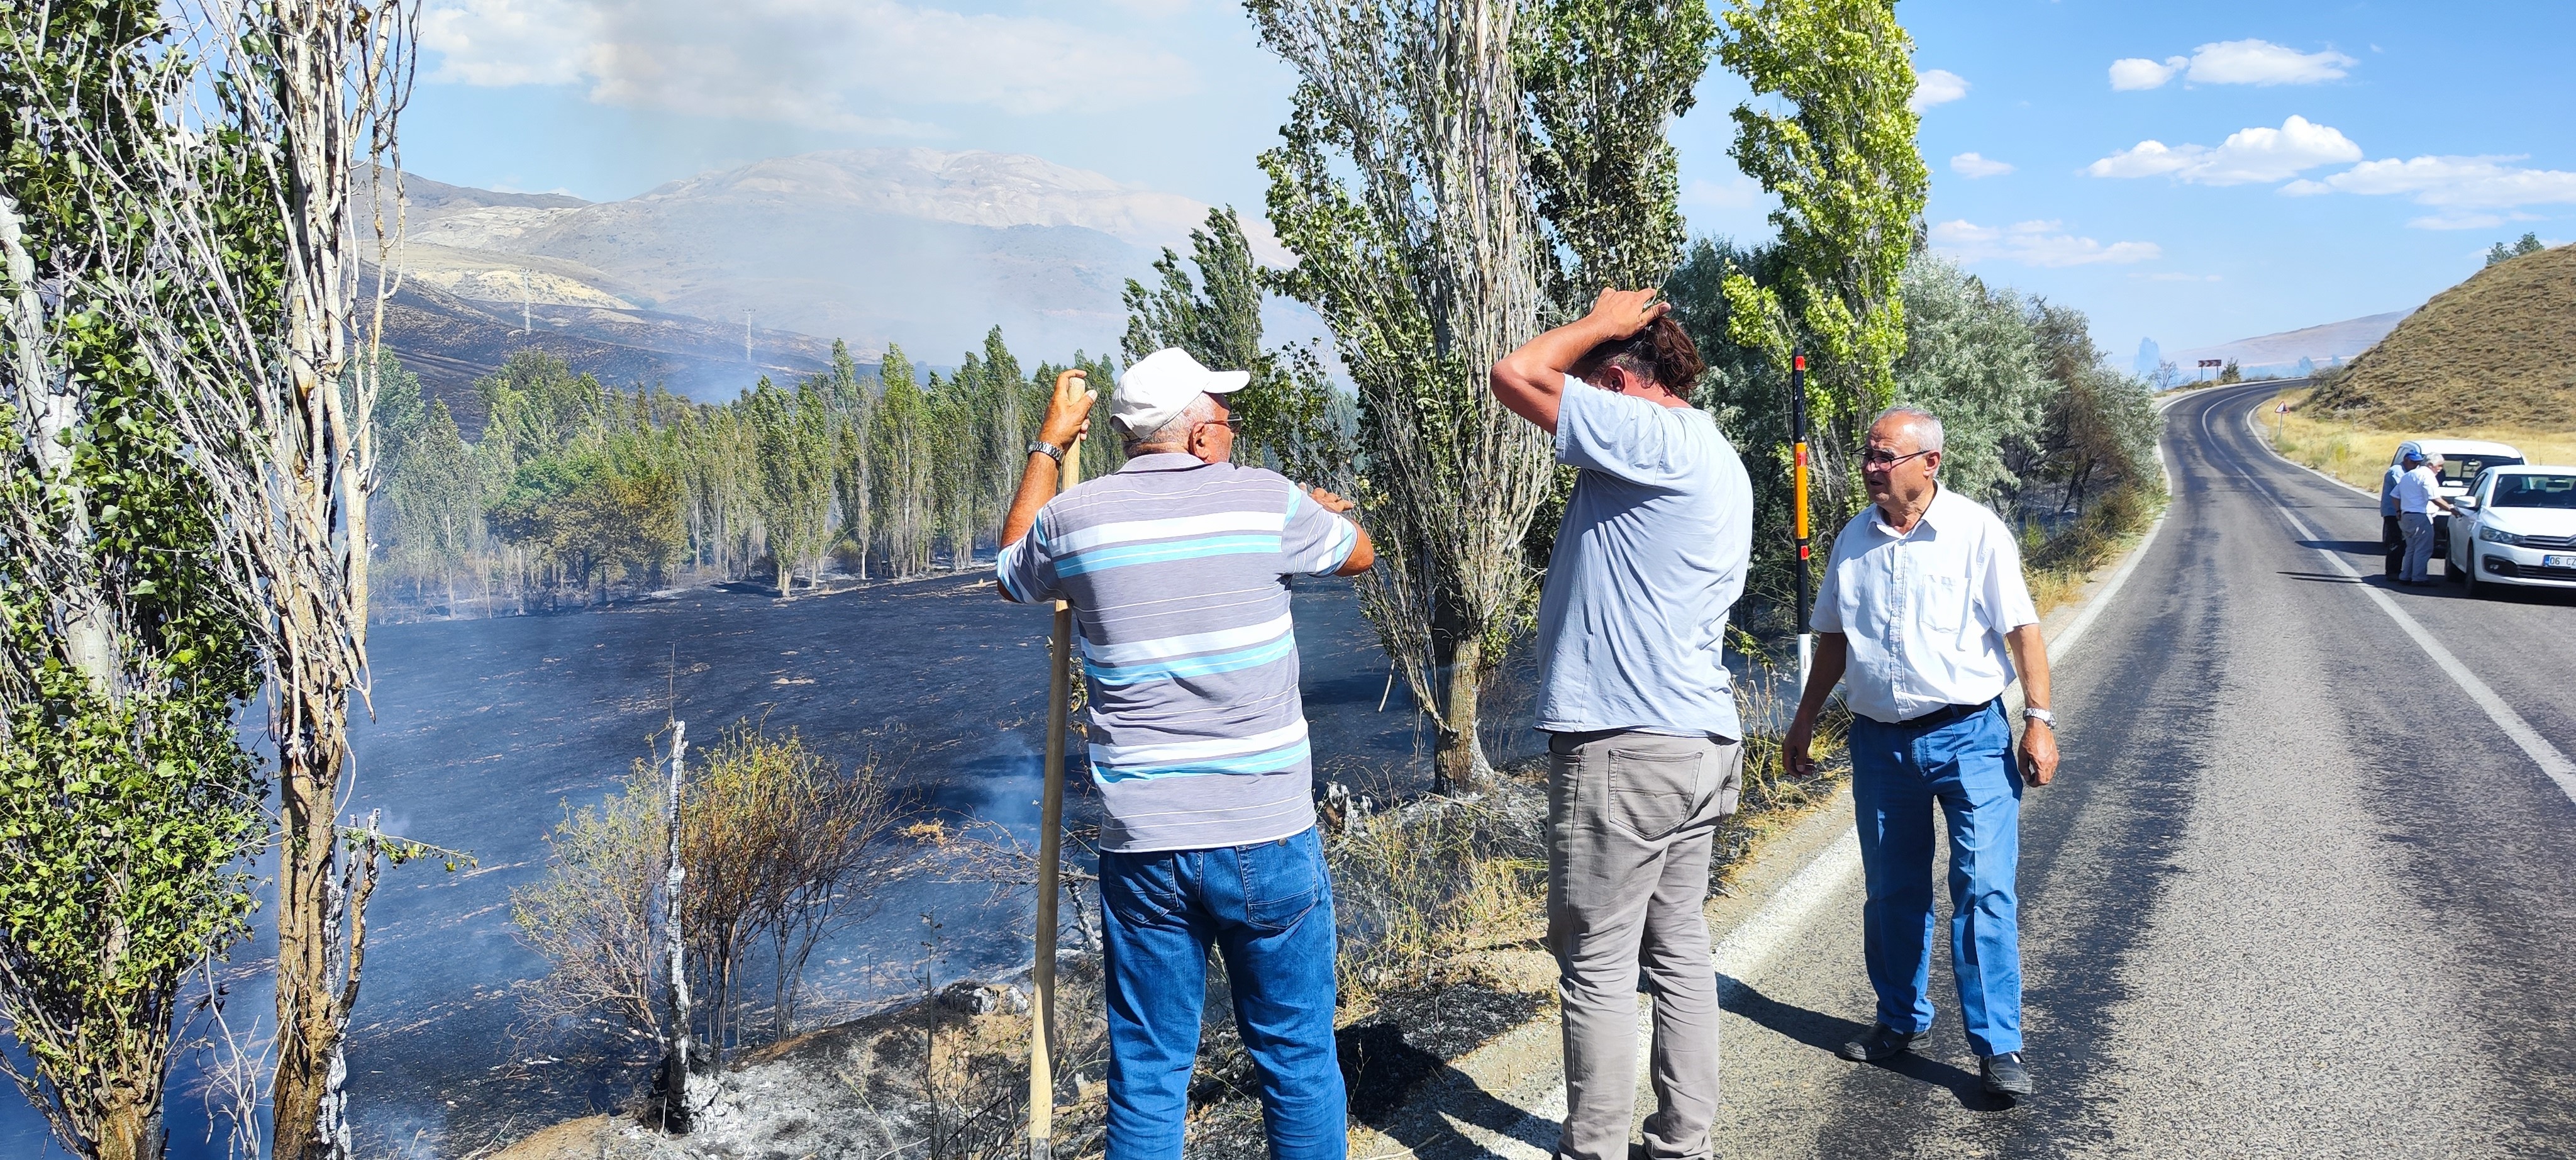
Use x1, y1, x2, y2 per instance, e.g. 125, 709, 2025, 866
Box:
399, 0, 2576, 363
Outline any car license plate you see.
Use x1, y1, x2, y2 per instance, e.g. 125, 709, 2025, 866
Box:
2547, 554, 2576, 569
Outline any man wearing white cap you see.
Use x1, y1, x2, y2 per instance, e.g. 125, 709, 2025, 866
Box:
2380, 442, 2423, 579
997, 349, 1375, 1159
2394, 445, 2455, 585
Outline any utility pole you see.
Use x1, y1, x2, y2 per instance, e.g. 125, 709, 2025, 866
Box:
520, 268, 531, 335
1791, 350, 1813, 696
743, 309, 753, 365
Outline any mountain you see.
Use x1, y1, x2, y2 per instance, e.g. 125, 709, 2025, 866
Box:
2170, 310, 2413, 378
382, 150, 1221, 402
377, 173, 841, 406
377, 276, 840, 430
2306, 243, 2576, 430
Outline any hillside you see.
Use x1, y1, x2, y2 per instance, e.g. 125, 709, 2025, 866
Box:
2171, 310, 2411, 377
2306, 243, 2576, 429
381, 150, 1226, 398
379, 276, 838, 427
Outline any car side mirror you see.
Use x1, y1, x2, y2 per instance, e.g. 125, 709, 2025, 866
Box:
2456, 497, 2479, 511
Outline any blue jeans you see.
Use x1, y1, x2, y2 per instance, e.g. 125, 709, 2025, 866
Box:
1849, 701, 2025, 1057
1099, 826, 1345, 1160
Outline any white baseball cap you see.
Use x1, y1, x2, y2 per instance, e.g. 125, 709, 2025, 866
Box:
1113, 348, 1250, 437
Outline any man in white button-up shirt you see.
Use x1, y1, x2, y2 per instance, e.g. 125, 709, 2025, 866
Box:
1785, 405, 2060, 1099
2394, 447, 2455, 584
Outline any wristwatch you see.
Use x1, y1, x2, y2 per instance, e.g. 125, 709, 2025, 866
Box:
1027, 438, 1065, 462
2024, 706, 2056, 728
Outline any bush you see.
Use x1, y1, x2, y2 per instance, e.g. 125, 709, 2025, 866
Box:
509, 721, 914, 1078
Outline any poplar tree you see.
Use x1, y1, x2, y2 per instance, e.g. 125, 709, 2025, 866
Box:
1122, 207, 1343, 485
745, 378, 838, 598
1, 8, 267, 1157
824, 342, 874, 579
1251, 0, 1715, 789
1715, 0, 1929, 513
869, 346, 939, 577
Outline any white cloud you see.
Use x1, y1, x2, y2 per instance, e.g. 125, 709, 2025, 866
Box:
421, 0, 1199, 130
2187, 39, 2357, 86
2407, 212, 2531, 231
2270, 152, 2576, 228
1929, 219, 2162, 267
1949, 152, 2013, 179
2319, 155, 2576, 208
2107, 40, 2355, 90
1910, 69, 1969, 112
2109, 57, 2186, 91
2085, 115, 2361, 185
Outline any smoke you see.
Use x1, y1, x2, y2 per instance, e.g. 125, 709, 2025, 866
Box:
422, 0, 1201, 133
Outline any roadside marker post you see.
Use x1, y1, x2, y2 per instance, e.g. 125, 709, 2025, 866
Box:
1029, 439, 1079, 1160
1791, 351, 1813, 694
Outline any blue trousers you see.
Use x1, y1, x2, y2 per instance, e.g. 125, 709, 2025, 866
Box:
1099, 826, 1346, 1160
1849, 701, 2025, 1057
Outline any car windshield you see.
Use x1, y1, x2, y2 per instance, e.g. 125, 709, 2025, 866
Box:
2491, 474, 2576, 509
2440, 454, 2522, 486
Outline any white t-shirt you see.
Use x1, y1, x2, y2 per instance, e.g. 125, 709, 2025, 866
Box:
1813, 486, 2041, 725
2395, 464, 2442, 515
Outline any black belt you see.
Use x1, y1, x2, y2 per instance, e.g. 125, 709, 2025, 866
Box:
1896, 698, 1997, 730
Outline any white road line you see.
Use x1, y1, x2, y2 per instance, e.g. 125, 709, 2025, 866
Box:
2214, 393, 2576, 803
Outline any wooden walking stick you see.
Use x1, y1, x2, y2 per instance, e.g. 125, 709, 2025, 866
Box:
1029, 434, 1080, 1159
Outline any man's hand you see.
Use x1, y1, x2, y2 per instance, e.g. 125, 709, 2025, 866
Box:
1584, 286, 1668, 340
1783, 714, 1819, 779
1302, 485, 1377, 575
1039, 369, 1096, 449
1490, 286, 1670, 434
1306, 486, 1357, 514
2019, 720, 2059, 787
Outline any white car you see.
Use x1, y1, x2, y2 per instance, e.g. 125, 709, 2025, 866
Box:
2392, 438, 2523, 550
2445, 466, 2576, 593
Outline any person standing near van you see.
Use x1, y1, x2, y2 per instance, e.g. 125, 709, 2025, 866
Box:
2380, 442, 2421, 579
2395, 446, 2455, 584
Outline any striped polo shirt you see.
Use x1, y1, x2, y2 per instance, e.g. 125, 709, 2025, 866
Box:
996, 452, 1360, 852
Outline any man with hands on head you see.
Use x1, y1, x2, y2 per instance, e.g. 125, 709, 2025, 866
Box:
1782, 404, 2059, 1100
1492, 288, 1753, 1160
996, 350, 1372, 1160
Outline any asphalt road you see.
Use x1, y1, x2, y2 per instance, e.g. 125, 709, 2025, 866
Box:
1709, 382, 2576, 1158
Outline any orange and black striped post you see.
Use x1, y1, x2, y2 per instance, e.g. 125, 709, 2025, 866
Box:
1791, 350, 1814, 692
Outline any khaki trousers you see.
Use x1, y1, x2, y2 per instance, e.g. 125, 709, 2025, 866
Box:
1545, 729, 1743, 1160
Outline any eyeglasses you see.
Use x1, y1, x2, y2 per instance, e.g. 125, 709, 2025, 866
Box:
1860, 447, 1933, 469
1197, 416, 1242, 432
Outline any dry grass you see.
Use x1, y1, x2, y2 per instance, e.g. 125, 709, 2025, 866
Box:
2268, 387, 2576, 491
2021, 483, 2167, 618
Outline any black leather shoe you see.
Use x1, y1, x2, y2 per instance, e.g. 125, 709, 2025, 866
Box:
1982, 1051, 2033, 1096
1839, 1023, 1921, 1062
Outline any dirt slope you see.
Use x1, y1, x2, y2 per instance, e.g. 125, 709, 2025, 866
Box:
2306, 243, 2576, 428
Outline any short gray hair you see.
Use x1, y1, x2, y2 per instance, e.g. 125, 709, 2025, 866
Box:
1125, 393, 1217, 453
1871, 405, 1946, 454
